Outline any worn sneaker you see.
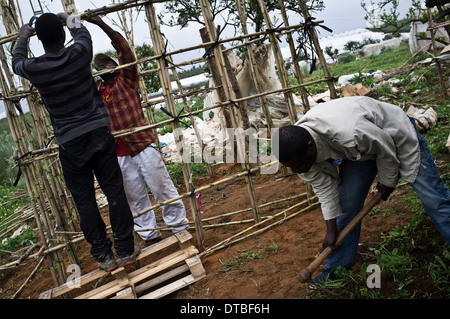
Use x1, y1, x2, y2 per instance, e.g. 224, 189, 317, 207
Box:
118, 245, 141, 266
98, 253, 119, 272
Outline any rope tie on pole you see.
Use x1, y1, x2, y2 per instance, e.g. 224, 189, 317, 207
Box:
13, 151, 32, 187
202, 25, 224, 59
297, 17, 333, 74
158, 40, 170, 67
135, 0, 153, 20
159, 106, 192, 128
229, 99, 239, 109
265, 22, 284, 42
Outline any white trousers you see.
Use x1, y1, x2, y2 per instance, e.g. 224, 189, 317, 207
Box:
118, 144, 189, 240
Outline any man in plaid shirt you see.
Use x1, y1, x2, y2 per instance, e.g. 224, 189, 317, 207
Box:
86, 16, 189, 246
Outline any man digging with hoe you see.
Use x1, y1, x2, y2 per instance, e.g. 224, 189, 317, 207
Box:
274, 96, 450, 285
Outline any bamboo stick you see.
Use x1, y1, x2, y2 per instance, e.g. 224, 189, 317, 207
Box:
235, 0, 274, 129
199, 1, 262, 223
427, 20, 450, 31
134, 191, 309, 233
199, 27, 234, 129
88, 19, 321, 79
112, 78, 328, 140
8, 75, 326, 146
222, 45, 251, 130
0, 186, 304, 268
0, 1, 347, 289
278, 0, 311, 112
204, 203, 319, 256
200, 197, 319, 257
11, 255, 45, 299
166, 44, 214, 176
140, 216, 272, 233
202, 192, 307, 223
10, 77, 328, 167
144, 2, 204, 246
256, 0, 297, 124
426, 7, 447, 98
297, 0, 337, 99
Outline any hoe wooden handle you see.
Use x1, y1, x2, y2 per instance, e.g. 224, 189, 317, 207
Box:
299, 192, 383, 283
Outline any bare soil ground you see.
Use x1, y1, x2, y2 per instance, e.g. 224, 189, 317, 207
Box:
1, 158, 448, 300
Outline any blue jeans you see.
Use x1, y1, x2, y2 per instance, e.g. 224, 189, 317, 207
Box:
323, 121, 450, 274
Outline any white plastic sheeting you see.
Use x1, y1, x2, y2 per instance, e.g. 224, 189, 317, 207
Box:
406, 105, 438, 133
203, 44, 304, 129
409, 21, 449, 53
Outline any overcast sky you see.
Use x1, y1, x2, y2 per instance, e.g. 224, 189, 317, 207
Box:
0, 0, 414, 117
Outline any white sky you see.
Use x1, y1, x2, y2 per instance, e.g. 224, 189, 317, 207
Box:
0, 0, 414, 117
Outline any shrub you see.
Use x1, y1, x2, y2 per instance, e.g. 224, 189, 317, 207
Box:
337, 52, 356, 64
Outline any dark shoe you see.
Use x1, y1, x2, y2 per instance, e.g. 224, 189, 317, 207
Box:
144, 236, 162, 248
98, 253, 119, 272
118, 245, 141, 266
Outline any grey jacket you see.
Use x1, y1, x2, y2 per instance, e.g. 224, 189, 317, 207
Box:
296, 96, 420, 220
12, 23, 110, 144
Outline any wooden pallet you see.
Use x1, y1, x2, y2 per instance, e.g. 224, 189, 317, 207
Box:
39, 230, 205, 299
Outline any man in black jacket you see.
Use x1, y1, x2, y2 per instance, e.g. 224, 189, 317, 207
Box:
12, 12, 139, 271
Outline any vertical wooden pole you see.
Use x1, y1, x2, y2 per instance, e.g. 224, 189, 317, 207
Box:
427, 7, 447, 98
221, 44, 251, 130
278, 0, 311, 112
199, 0, 260, 223
235, 0, 274, 128
144, 2, 204, 246
199, 28, 234, 129
256, 0, 298, 124
297, 0, 337, 100
167, 54, 214, 176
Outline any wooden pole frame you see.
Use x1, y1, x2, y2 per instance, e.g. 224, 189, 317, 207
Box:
144, 2, 204, 245
0, 0, 338, 285
426, 7, 448, 98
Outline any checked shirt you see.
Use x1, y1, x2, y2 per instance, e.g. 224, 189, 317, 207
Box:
96, 31, 155, 157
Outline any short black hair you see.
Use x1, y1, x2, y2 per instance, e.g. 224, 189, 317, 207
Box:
272, 125, 313, 163
35, 13, 64, 46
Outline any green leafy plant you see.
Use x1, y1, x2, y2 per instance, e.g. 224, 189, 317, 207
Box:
219, 239, 279, 273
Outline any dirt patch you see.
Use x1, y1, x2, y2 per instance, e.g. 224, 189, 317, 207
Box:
3, 159, 444, 300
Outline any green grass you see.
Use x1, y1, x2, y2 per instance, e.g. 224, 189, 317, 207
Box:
219, 238, 279, 273
166, 162, 209, 186
293, 41, 413, 95
329, 44, 412, 77
0, 185, 29, 229
1, 42, 449, 299
0, 185, 35, 260
311, 196, 450, 299
304, 42, 450, 299
0, 228, 36, 260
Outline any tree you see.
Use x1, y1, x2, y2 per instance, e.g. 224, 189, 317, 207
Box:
158, 0, 237, 31
360, 0, 426, 37
158, 0, 325, 35
135, 43, 161, 93
157, 1, 326, 75
324, 46, 339, 63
